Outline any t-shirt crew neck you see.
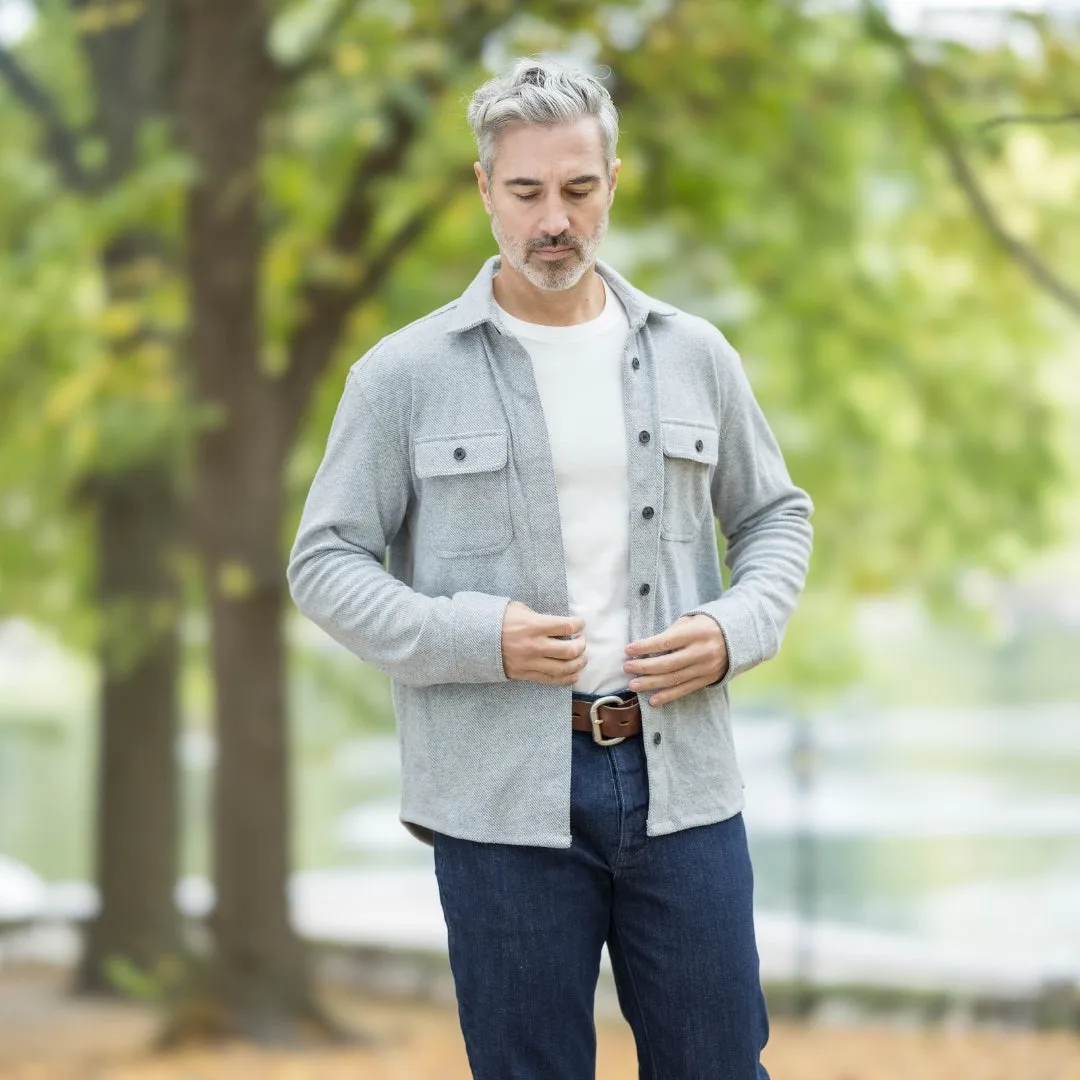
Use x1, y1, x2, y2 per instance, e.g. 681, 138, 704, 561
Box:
496, 276, 633, 695
496, 277, 625, 344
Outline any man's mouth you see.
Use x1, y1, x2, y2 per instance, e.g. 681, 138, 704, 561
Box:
532, 245, 575, 259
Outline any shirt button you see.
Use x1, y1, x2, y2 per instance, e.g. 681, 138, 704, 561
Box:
639, 583, 650, 596
653, 732, 662, 746
695, 439, 704, 452
642, 506, 655, 520
631, 357, 640, 370
453, 446, 466, 461
638, 430, 650, 445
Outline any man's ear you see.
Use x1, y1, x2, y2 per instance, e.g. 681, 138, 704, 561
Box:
474, 162, 492, 215
608, 157, 622, 205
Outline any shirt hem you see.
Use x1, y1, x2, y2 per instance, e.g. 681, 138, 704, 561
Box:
645, 796, 746, 838
401, 812, 574, 850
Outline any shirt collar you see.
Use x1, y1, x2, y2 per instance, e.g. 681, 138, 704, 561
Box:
445, 254, 678, 335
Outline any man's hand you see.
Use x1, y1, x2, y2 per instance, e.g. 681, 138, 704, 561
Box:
501, 601, 588, 685
624, 615, 729, 706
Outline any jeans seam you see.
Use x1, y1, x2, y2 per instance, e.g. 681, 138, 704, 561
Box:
605, 747, 626, 872
610, 918, 661, 1079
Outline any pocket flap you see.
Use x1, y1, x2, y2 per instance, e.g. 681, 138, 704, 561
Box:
661, 420, 719, 464
414, 431, 509, 478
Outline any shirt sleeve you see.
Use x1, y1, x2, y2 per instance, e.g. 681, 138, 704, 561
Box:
287, 368, 511, 687
681, 334, 814, 687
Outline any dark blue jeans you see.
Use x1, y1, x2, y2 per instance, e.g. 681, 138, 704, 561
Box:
432, 692, 771, 1080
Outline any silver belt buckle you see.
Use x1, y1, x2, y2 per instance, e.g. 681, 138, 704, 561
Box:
589, 694, 630, 746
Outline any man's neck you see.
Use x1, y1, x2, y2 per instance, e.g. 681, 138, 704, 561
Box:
492, 259, 605, 326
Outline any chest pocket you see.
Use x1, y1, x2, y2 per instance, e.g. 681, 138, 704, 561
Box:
660, 420, 719, 541
414, 430, 513, 557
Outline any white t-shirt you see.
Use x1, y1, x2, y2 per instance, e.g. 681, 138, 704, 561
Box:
497, 278, 632, 694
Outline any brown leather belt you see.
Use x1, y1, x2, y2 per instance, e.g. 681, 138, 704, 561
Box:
571, 693, 642, 745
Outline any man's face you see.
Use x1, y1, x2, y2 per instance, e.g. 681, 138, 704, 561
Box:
475, 117, 620, 292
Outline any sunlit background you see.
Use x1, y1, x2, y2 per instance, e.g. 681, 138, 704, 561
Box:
0, 0, 1078, 1076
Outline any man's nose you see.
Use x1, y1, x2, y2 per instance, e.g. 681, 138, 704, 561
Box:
538, 195, 570, 238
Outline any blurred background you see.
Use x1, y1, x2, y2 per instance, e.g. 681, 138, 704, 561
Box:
0, 0, 1078, 1076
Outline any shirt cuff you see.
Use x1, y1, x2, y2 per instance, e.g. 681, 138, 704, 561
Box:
681, 595, 761, 690
451, 591, 513, 683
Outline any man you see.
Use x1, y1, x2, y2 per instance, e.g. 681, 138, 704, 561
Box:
289, 57, 812, 1080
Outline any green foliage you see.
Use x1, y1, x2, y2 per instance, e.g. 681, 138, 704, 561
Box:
1, 0, 1078, 696
103, 950, 208, 1016
280, 1, 1079, 692
0, 3, 190, 655
102, 952, 176, 1003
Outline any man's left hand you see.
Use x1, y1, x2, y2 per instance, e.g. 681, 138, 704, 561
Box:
624, 615, 729, 706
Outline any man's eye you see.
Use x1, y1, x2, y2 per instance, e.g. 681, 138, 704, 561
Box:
515, 193, 539, 201
567, 190, 591, 200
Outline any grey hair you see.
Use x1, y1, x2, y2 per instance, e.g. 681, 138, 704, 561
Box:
467, 57, 619, 179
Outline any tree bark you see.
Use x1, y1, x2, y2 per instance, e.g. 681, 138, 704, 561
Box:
75, 226, 184, 996
0, 8, 185, 997
37, 0, 185, 998
76, 458, 182, 994
175, 0, 322, 1039
172, 0, 507, 1042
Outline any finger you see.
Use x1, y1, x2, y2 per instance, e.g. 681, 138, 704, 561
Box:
625, 642, 707, 677
625, 633, 670, 657
539, 637, 587, 662
646, 673, 715, 706
625, 648, 691, 676
629, 661, 713, 694
528, 653, 588, 678
625, 618, 695, 657
527, 668, 585, 686
536, 612, 585, 638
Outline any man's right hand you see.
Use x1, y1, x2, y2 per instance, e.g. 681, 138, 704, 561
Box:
501, 600, 588, 685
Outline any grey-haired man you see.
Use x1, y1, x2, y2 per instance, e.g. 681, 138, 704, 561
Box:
289, 57, 812, 1080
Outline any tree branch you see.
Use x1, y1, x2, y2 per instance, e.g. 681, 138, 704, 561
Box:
978, 110, 1080, 133
279, 176, 469, 444
278, 1, 504, 424
330, 100, 421, 255
354, 186, 454, 298
864, 2, 1080, 318
271, 0, 356, 90
274, 96, 420, 410
75, 0, 173, 183
0, 42, 96, 191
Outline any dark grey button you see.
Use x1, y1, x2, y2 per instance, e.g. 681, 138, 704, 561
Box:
653, 731, 662, 746
642, 506, 655, 520
453, 446, 466, 461
695, 439, 704, 452
638, 430, 650, 444
639, 583, 650, 596
631, 357, 640, 371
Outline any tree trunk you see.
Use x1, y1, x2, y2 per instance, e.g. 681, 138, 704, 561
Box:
57, 1, 185, 999
202, 561, 314, 1035
174, 0, 325, 1041
76, 460, 182, 995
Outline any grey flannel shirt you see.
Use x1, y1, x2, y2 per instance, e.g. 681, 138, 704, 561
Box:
287, 256, 813, 847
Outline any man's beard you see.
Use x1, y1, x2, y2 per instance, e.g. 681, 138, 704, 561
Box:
491, 205, 609, 291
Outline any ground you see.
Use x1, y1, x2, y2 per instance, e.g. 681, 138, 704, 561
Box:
0, 967, 1078, 1079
